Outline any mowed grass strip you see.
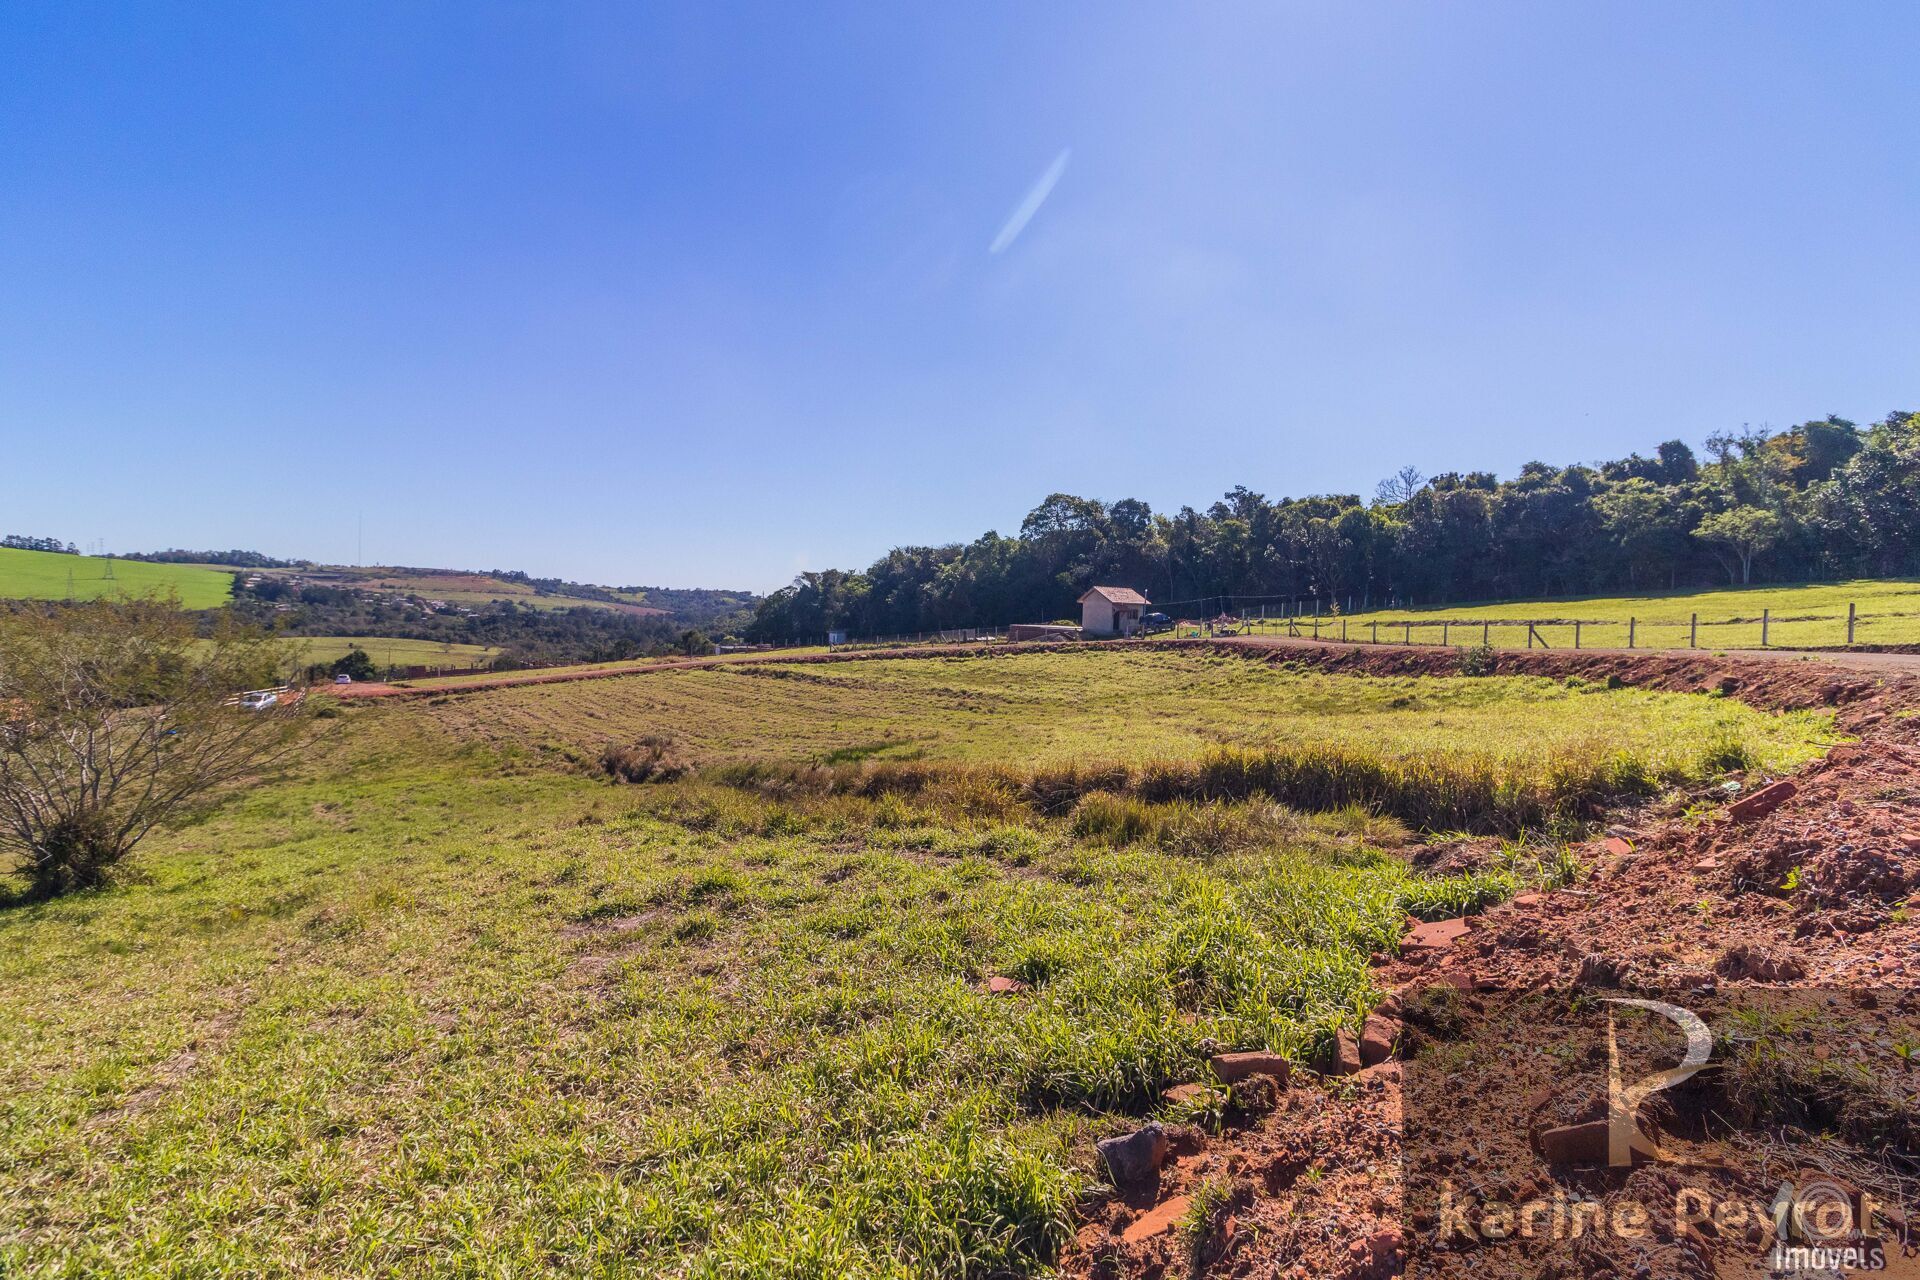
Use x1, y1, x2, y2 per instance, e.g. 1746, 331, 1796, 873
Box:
0, 547, 233, 609
1330, 578, 1920, 649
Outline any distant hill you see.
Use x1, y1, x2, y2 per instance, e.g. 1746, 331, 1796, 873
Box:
120, 548, 309, 569
0, 546, 234, 609
0, 541, 760, 664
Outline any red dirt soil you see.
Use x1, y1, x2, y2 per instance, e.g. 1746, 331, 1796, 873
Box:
1051, 643, 1920, 1279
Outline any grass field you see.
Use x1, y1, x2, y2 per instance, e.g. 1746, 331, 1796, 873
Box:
0, 547, 233, 610
1296, 578, 1920, 650
0, 649, 1836, 1277
427, 648, 1830, 776
261, 568, 671, 618
290, 636, 502, 669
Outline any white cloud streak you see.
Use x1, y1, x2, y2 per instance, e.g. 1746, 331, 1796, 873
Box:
989, 148, 1071, 254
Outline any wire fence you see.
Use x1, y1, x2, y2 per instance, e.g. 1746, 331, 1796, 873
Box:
1216, 603, 1918, 651
823, 627, 1007, 651
762, 602, 1920, 655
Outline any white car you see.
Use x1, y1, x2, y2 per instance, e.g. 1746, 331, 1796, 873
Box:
238, 691, 278, 711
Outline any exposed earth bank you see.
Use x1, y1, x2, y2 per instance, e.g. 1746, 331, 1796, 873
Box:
1062, 641, 1920, 1279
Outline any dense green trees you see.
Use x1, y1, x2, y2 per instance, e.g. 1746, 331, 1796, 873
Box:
748, 412, 1920, 643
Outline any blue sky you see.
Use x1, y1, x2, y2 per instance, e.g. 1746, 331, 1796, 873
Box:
3, 3, 1917, 591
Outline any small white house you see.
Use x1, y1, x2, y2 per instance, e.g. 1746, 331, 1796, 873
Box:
1078, 586, 1150, 638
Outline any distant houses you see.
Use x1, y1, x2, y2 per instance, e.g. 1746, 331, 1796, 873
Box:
1077, 586, 1149, 638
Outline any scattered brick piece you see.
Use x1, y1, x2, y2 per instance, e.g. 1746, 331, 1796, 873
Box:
1209, 1050, 1292, 1085
1120, 1194, 1190, 1243
984, 975, 1028, 995
1359, 1014, 1400, 1066
1602, 835, 1633, 857
1402, 918, 1471, 953
1537, 1119, 1610, 1167
1729, 779, 1797, 823
1328, 1028, 1374, 1074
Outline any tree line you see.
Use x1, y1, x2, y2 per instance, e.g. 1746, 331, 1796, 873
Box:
229, 581, 729, 667
2, 535, 78, 554
746, 411, 1920, 642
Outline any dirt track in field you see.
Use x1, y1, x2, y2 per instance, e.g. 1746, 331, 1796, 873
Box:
323, 633, 1920, 702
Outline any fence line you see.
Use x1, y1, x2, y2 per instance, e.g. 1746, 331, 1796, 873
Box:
1209, 603, 1914, 651
825, 627, 1006, 650
747, 602, 1917, 655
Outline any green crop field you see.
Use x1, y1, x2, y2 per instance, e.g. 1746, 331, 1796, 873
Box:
0, 547, 234, 610
1262, 578, 1920, 651
0, 648, 1835, 1277
290, 636, 502, 669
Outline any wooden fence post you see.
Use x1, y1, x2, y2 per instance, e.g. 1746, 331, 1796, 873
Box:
1341, 619, 1348, 642
1371, 621, 1378, 644
1847, 602, 1856, 645
1574, 621, 1581, 649
1689, 613, 1697, 648
1404, 622, 1411, 645
1628, 617, 1635, 649
1483, 622, 1490, 647
1442, 622, 1450, 647
1526, 624, 1534, 650
1761, 609, 1770, 647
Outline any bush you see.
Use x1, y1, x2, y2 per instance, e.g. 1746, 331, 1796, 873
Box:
1458, 642, 1497, 676
599, 735, 689, 783
330, 649, 379, 683
0, 599, 298, 897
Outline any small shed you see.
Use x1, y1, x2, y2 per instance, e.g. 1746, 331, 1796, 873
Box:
1078, 586, 1150, 638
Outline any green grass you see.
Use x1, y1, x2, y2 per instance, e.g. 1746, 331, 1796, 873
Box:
258, 568, 670, 618
385, 647, 836, 690
0, 648, 1839, 1277
428, 648, 1830, 782
1298, 578, 1920, 650
290, 636, 501, 669
0, 547, 233, 610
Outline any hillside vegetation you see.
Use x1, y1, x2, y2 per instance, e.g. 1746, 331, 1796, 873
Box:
748, 411, 1920, 642
0, 646, 1836, 1276
0, 547, 233, 609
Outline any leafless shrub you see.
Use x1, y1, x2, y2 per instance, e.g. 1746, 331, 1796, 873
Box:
0, 598, 301, 898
